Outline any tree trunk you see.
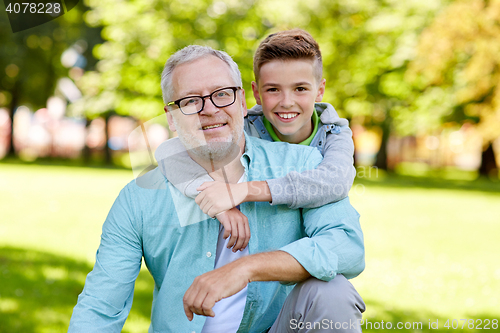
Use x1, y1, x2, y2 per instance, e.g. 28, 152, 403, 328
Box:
82, 117, 91, 164
104, 114, 112, 165
6, 83, 19, 157
479, 142, 497, 177
374, 116, 392, 171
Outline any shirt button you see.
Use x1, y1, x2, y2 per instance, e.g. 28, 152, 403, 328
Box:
206, 252, 212, 258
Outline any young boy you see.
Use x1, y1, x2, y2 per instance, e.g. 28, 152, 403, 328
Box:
157, 29, 355, 251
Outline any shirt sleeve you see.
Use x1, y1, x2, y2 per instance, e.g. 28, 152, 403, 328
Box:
279, 197, 365, 281
156, 138, 213, 199
266, 118, 356, 209
68, 185, 143, 332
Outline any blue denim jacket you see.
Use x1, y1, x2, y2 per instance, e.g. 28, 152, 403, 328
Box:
68, 134, 364, 333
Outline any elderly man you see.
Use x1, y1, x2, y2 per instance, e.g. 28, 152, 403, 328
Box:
68, 45, 365, 333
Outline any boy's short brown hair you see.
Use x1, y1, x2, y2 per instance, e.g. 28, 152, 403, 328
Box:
253, 28, 323, 83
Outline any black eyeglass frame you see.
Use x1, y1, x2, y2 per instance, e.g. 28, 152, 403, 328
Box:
167, 86, 241, 115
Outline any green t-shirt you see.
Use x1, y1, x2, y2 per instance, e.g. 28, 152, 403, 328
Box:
263, 109, 320, 145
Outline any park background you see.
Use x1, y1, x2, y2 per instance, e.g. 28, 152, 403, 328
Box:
1, 0, 500, 332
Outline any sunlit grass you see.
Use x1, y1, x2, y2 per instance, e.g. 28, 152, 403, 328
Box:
0, 163, 132, 263
1, 162, 499, 332
350, 176, 500, 332
0, 163, 153, 333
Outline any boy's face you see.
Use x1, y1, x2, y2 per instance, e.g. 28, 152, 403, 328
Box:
252, 59, 325, 144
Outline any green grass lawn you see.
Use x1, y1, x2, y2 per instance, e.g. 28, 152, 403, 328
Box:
1, 162, 499, 332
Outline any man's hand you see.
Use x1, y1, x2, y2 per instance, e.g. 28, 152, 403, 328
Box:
183, 251, 310, 321
183, 260, 251, 321
216, 208, 250, 252
196, 181, 248, 217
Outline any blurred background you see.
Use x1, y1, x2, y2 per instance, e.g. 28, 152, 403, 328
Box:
1, 0, 499, 332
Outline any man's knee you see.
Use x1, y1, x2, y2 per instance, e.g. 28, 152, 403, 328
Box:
269, 275, 365, 332
297, 275, 366, 314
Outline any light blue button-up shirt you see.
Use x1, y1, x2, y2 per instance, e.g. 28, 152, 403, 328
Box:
68, 134, 364, 333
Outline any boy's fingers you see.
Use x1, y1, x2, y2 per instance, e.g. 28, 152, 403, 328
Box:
203, 205, 212, 216
196, 181, 215, 191
195, 194, 210, 215
194, 191, 204, 205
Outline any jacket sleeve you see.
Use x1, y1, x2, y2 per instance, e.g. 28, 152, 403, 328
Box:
266, 114, 356, 209
279, 197, 365, 281
68, 186, 143, 332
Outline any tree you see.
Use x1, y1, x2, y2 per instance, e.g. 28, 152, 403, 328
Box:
292, 0, 449, 169
69, 0, 269, 123
71, 0, 452, 170
0, 1, 101, 157
408, 0, 500, 176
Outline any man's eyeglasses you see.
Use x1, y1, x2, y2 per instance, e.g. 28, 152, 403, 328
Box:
167, 86, 241, 115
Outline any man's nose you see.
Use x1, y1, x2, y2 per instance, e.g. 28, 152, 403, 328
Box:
200, 97, 219, 116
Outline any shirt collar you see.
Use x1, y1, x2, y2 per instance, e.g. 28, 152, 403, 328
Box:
240, 131, 253, 170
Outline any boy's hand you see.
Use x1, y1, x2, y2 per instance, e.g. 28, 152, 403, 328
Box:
196, 181, 248, 217
215, 208, 250, 252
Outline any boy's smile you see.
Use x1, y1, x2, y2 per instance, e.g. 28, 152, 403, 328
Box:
252, 59, 325, 144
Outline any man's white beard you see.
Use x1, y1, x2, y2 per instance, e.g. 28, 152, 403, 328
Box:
188, 141, 238, 162
174, 117, 244, 163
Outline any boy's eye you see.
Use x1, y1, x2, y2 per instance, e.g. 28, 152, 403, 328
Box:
266, 88, 278, 92
296, 87, 307, 92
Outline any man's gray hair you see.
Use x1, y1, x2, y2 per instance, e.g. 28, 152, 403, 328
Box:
161, 45, 243, 104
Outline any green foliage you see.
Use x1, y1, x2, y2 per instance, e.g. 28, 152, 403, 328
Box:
303, 0, 447, 130
4, 0, 498, 154
72, 0, 269, 120
408, 0, 500, 141
0, 2, 101, 111
3, 0, 498, 169
72, 0, 452, 134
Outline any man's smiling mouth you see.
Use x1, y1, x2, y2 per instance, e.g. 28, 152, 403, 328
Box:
202, 123, 226, 130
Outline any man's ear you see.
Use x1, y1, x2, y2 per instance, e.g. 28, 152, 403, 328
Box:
315, 78, 326, 102
164, 106, 177, 132
240, 88, 247, 117
251, 81, 262, 106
